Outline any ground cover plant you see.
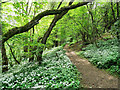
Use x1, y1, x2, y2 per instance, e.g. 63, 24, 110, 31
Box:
1, 46, 81, 89
77, 38, 120, 76
1, 0, 120, 89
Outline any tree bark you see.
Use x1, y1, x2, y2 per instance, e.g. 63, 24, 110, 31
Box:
103, 7, 108, 32
0, 0, 11, 5
28, 2, 33, 15
54, 34, 59, 47
37, 0, 66, 63
111, 1, 116, 21
6, 42, 20, 64
67, 14, 88, 43
53, 0, 64, 47
37, 0, 75, 63
30, 0, 65, 63
1, 0, 94, 70
36, 1, 92, 63
2, 43, 8, 72
116, 1, 119, 19
87, 4, 99, 47
41, 0, 90, 44
26, 0, 29, 15
2, 1, 93, 43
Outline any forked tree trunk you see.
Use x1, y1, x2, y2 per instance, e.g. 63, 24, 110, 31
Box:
36, 1, 92, 64
36, 0, 65, 63
1, 1, 93, 68
36, 0, 75, 64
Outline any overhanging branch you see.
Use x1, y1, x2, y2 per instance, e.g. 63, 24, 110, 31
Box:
2, 0, 94, 43
0, 0, 11, 5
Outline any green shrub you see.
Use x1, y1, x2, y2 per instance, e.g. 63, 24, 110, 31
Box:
81, 38, 120, 76
1, 46, 81, 89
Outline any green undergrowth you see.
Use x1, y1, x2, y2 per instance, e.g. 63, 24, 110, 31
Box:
77, 38, 120, 77
1, 46, 82, 89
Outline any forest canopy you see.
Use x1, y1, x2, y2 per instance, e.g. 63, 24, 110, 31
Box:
0, 0, 120, 76
0, 0, 120, 89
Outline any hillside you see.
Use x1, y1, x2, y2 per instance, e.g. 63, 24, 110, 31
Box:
1, 47, 81, 89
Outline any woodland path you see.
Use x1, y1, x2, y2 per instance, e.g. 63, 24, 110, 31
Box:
64, 44, 119, 88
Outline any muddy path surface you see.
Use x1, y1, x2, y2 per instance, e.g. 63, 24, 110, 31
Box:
64, 45, 119, 88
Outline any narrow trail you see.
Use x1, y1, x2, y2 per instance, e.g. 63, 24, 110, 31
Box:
64, 45, 118, 88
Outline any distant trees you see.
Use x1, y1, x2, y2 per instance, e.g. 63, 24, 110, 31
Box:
1, 0, 119, 72
1, 0, 94, 72
60, 1, 119, 45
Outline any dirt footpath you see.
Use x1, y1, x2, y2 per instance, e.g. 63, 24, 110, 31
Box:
64, 45, 119, 88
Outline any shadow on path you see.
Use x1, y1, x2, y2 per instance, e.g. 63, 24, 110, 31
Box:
64, 44, 118, 88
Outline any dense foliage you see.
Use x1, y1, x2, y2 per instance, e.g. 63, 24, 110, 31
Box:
1, 0, 120, 89
1, 47, 81, 89
78, 38, 120, 76
1, 0, 120, 67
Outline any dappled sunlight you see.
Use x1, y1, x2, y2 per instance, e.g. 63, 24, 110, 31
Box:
64, 44, 118, 88
1, 0, 120, 89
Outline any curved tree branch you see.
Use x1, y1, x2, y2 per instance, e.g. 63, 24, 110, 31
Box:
2, 0, 94, 43
0, 0, 11, 5
41, 0, 75, 44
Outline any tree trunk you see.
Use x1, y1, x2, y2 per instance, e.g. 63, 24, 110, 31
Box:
29, 27, 34, 62
116, 1, 119, 19
103, 7, 108, 32
111, 1, 116, 21
2, 1, 92, 43
37, 50, 43, 65
1, 1, 93, 66
54, 40, 59, 47
36, 0, 75, 63
6, 42, 20, 64
87, 4, 99, 47
67, 14, 88, 43
53, 30, 59, 47
36, 0, 66, 63
82, 33, 87, 43
29, 46, 34, 62
0, 0, 10, 4
116, 1, 120, 41
2, 43, 8, 72
80, 31, 87, 45
24, 46, 28, 52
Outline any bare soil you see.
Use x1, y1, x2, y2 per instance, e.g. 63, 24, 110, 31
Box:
64, 44, 119, 88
